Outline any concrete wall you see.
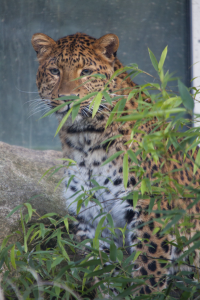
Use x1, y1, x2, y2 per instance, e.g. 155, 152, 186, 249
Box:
0, 0, 190, 149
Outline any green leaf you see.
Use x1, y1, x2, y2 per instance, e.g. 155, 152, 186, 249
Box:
54, 107, 72, 136
64, 218, 69, 233
39, 213, 58, 220
105, 100, 120, 128
26, 224, 38, 241
54, 95, 79, 101
107, 213, 114, 229
101, 134, 122, 145
85, 265, 114, 278
148, 48, 158, 72
127, 149, 138, 164
194, 148, 200, 175
115, 108, 186, 122
92, 92, 103, 118
40, 102, 73, 119
133, 191, 138, 208
54, 177, 65, 191
110, 241, 117, 261
94, 216, 106, 249
133, 250, 142, 262
51, 257, 64, 269
101, 150, 124, 166
91, 73, 106, 79
116, 250, 123, 262
102, 90, 112, 104
117, 98, 127, 117
6, 204, 23, 218
72, 103, 80, 122
150, 83, 160, 89
39, 223, 45, 239
152, 227, 160, 235
123, 153, 129, 188
127, 89, 138, 101
177, 240, 200, 262
141, 179, 147, 195
10, 244, 16, 269
158, 46, 168, 71
178, 80, 194, 111
24, 203, 33, 221
162, 214, 182, 234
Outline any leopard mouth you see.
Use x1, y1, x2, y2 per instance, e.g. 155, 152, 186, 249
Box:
55, 103, 71, 115
48, 98, 73, 114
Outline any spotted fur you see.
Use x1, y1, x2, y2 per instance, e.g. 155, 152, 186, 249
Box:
32, 32, 200, 295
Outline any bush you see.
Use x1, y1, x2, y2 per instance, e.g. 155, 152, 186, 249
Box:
1, 47, 200, 300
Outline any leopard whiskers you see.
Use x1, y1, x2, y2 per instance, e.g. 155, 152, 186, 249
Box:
24, 98, 41, 105
84, 106, 93, 116
16, 87, 39, 94
28, 103, 50, 118
28, 107, 49, 118
81, 108, 89, 117
99, 103, 111, 112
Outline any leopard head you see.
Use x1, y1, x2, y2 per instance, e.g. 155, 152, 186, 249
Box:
31, 32, 120, 118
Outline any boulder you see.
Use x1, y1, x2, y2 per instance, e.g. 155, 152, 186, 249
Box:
0, 141, 66, 243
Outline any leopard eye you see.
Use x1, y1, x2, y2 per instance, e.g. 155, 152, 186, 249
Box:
81, 69, 92, 76
50, 68, 60, 75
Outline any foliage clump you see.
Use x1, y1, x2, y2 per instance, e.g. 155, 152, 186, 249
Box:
1, 48, 200, 300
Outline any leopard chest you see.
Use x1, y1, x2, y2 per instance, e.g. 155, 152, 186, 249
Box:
61, 130, 129, 218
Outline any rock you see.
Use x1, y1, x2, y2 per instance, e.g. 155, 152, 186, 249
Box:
0, 141, 66, 243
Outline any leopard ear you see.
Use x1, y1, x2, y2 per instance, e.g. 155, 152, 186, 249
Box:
94, 34, 119, 61
31, 33, 56, 61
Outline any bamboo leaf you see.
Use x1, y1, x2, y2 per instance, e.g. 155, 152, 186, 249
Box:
158, 46, 168, 71
148, 48, 158, 72
51, 257, 64, 269
10, 244, 16, 269
110, 241, 117, 261
40, 102, 73, 119
133, 191, 138, 208
117, 98, 127, 117
127, 89, 138, 101
123, 153, 129, 188
39, 223, 45, 239
115, 108, 186, 122
133, 251, 142, 262
116, 250, 123, 262
101, 134, 122, 145
127, 149, 138, 164
102, 90, 112, 104
55, 107, 73, 136
85, 265, 114, 278
6, 204, 23, 218
92, 92, 103, 118
39, 213, 58, 220
194, 148, 200, 175
101, 151, 124, 166
178, 80, 194, 111
64, 218, 69, 233
54, 177, 65, 191
141, 179, 147, 195
24, 203, 33, 221
72, 103, 80, 122
94, 216, 106, 249
105, 100, 120, 128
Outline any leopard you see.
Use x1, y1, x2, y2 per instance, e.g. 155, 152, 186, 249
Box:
31, 32, 200, 296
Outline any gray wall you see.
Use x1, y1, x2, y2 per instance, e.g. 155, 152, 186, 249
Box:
0, 0, 190, 150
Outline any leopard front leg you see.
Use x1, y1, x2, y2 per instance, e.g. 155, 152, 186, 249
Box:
71, 215, 121, 299
124, 200, 171, 295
